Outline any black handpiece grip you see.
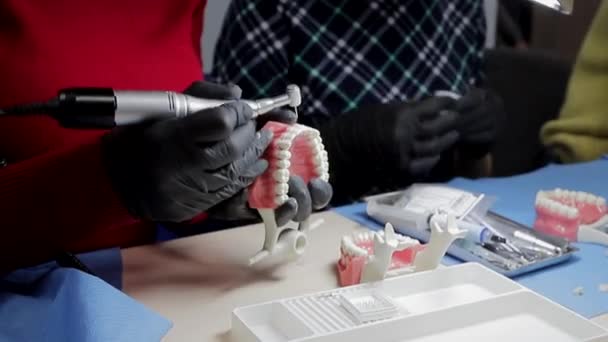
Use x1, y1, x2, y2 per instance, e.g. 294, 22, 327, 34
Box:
53, 88, 117, 128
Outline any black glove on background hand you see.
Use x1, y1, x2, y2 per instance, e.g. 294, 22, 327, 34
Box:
451, 87, 504, 158
102, 81, 272, 223
207, 109, 333, 225
320, 97, 460, 203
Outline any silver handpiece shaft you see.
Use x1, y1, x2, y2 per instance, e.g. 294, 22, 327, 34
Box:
185, 94, 291, 117
113, 85, 301, 126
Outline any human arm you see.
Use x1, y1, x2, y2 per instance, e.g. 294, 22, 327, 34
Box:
540, 2, 608, 163
0, 131, 142, 273
0, 82, 271, 272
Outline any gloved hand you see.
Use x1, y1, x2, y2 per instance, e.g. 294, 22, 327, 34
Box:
319, 97, 460, 203
102, 81, 272, 223
451, 88, 504, 158
207, 109, 333, 226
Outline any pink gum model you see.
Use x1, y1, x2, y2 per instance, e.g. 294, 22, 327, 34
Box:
249, 121, 329, 208
534, 188, 608, 243
338, 230, 424, 286
247, 121, 329, 265
338, 217, 466, 287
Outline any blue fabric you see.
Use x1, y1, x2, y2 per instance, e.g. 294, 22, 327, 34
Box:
0, 248, 172, 342
333, 159, 608, 318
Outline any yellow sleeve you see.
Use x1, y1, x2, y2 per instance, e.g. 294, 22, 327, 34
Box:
540, 3, 608, 163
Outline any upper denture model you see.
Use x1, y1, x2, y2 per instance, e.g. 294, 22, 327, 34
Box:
535, 188, 608, 245
247, 121, 330, 265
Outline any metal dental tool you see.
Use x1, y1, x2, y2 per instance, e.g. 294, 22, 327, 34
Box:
0, 84, 302, 128
513, 230, 563, 255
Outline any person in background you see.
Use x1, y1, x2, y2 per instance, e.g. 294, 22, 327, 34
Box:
0, 0, 331, 273
211, 0, 504, 205
541, 2, 608, 163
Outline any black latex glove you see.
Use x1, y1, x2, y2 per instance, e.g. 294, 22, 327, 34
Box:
320, 97, 460, 203
207, 109, 333, 226
102, 81, 272, 223
451, 88, 504, 158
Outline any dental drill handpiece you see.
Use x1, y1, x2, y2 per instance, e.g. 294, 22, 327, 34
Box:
0, 85, 302, 128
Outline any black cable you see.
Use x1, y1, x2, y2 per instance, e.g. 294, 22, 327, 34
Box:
55, 251, 97, 277
0, 98, 60, 116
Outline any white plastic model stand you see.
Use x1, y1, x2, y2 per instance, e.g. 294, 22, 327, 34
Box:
249, 210, 314, 266
231, 263, 608, 342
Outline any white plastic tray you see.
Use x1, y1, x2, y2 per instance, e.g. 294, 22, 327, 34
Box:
231, 263, 608, 342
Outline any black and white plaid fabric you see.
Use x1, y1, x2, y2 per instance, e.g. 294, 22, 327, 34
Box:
211, 0, 486, 128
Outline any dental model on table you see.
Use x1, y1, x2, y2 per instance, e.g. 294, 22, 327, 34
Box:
338, 214, 466, 286
534, 188, 608, 246
247, 85, 330, 265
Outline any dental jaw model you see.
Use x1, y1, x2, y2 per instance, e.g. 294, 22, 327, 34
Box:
248, 121, 329, 265
535, 188, 608, 245
338, 215, 466, 286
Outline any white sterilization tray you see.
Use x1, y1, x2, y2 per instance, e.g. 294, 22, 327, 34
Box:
231, 263, 608, 342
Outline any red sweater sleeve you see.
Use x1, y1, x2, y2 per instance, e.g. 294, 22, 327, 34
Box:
0, 0, 210, 272
0, 131, 153, 272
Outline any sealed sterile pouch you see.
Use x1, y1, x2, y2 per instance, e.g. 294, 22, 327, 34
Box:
365, 184, 577, 277
365, 184, 495, 231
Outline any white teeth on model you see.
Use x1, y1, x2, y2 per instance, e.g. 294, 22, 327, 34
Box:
276, 159, 291, 169
358, 233, 367, 243
598, 197, 607, 206
582, 193, 594, 203
274, 183, 288, 195
276, 139, 291, 149
273, 169, 289, 182
576, 191, 585, 202
341, 236, 367, 256
274, 150, 291, 159
537, 197, 580, 217
535, 192, 545, 203
556, 206, 569, 217
537, 197, 552, 209
321, 172, 330, 181
313, 155, 324, 165
341, 237, 351, 255
311, 145, 323, 156
275, 195, 289, 205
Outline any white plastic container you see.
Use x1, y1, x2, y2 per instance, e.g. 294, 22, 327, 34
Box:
230, 263, 608, 342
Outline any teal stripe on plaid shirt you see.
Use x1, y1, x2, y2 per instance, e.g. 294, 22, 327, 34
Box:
348, 0, 445, 111
211, 0, 485, 122
288, 0, 355, 107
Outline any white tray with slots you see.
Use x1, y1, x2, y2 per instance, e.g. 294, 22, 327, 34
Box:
230, 263, 608, 342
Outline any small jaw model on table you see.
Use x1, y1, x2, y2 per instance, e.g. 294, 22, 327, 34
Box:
338, 215, 466, 286
535, 188, 608, 245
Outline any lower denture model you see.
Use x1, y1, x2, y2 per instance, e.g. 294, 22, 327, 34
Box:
338, 215, 466, 286
247, 121, 330, 265
534, 188, 608, 245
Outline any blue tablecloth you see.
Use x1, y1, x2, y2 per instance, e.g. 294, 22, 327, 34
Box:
334, 159, 608, 318
0, 248, 172, 342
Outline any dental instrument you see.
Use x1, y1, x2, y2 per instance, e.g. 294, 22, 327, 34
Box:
0, 84, 302, 128
513, 230, 563, 255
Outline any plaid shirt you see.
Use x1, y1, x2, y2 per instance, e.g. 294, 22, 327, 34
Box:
211, 0, 486, 129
